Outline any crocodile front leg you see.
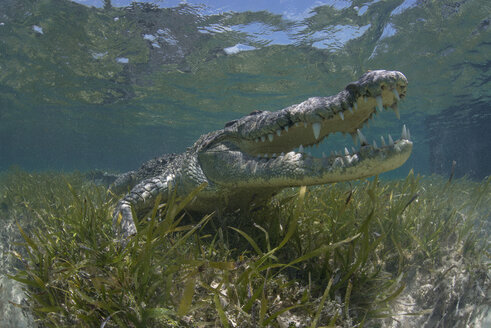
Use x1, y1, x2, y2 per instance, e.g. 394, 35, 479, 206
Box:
112, 175, 174, 239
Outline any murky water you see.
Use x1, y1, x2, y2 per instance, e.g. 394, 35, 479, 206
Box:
1, 0, 489, 178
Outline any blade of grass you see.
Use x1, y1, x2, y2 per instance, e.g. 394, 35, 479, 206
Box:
214, 293, 230, 328
178, 272, 197, 316
311, 277, 334, 328
229, 227, 264, 256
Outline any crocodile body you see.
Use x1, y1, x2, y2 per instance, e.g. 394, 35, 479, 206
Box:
112, 70, 413, 238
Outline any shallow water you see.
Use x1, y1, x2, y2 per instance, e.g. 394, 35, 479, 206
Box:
0, 2, 490, 327
0, 0, 489, 179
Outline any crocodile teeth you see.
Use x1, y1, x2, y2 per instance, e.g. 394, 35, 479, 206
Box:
392, 103, 400, 119
284, 126, 289, 132
261, 136, 266, 142
268, 133, 274, 142
299, 145, 304, 152
388, 134, 394, 145
255, 138, 259, 143
276, 129, 281, 136
401, 124, 408, 140
381, 136, 386, 146
393, 89, 400, 101
376, 96, 384, 112
373, 140, 378, 149
295, 122, 300, 127
339, 111, 345, 120
357, 129, 368, 145
312, 122, 321, 140
344, 147, 350, 156
352, 134, 357, 145
407, 128, 411, 140
352, 146, 357, 154
348, 106, 354, 114
280, 152, 285, 156
354, 102, 358, 110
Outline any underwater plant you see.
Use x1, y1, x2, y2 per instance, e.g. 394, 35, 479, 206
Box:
0, 168, 489, 327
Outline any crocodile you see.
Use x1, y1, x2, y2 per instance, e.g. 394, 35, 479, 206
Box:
112, 70, 412, 238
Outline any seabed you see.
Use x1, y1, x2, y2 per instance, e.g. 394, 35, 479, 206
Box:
0, 168, 489, 327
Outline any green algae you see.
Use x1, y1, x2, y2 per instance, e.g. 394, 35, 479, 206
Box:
1, 168, 489, 327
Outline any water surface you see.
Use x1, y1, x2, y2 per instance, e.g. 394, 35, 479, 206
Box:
0, 0, 489, 178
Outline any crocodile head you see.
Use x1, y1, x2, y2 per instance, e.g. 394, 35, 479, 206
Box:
196, 70, 412, 189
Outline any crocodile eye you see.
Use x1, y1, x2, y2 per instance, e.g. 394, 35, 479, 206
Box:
346, 83, 358, 93
224, 119, 238, 128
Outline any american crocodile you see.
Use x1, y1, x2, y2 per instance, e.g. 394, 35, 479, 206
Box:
112, 70, 412, 238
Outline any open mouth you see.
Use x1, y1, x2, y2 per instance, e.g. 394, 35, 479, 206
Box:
253, 124, 411, 162
238, 73, 410, 163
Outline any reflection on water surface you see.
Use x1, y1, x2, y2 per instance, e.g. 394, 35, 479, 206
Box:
0, 0, 489, 178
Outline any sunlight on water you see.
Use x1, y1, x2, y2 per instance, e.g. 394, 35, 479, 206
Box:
0, 0, 489, 176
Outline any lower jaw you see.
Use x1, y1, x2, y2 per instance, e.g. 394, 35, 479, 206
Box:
243, 139, 413, 187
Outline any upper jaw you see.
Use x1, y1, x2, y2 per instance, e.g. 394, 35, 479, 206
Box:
231, 70, 407, 156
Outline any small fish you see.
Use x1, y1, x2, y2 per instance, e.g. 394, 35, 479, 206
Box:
402, 193, 419, 213
345, 189, 353, 205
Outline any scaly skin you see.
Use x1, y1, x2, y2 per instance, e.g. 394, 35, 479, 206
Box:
112, 70, 412, 238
